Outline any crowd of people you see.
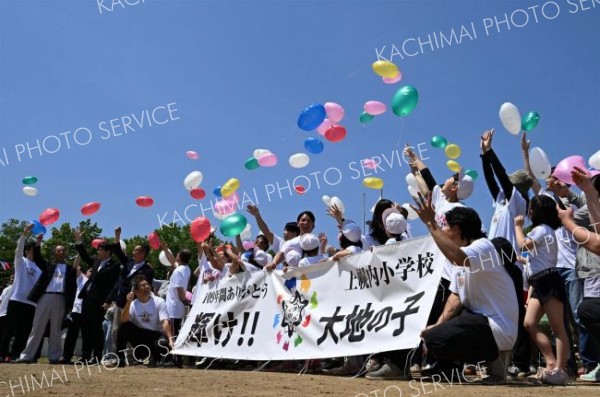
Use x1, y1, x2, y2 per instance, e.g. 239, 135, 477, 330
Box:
1, 129, 599, 386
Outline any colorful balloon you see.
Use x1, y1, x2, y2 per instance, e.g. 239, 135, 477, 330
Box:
316, 119, 333, 136
372, 60, 399, 78
91, 239, 106, 249
148, 232, 161, 250
297, 103, 326, 131
295, 185, 306, 194
329, 196, 345, 214
213, 186, 222, 197
447, 160, 461, 173
183, 171, 203, 191
304, 137, 324, 154
81, 202, 101, 216
190, 217, 212, 242
245, 157, 259, 170
364, 101, 386, 116
529, 147, 552, 179
258, 152, 278, 167
382, 71, 402, 84
445, 144, 461, 159
23, 186, 38, 197
39, 208, 60, 226
158, 249, 173, 267
190, 188, 206, 200
221, 178, 240, 198
363, 177, 384, 189
499, 102, 521, 136
214, 194, 238, 217
362, 159, 378, 170
521, 111, 540, 132
31, 220, 46, 235
135, 196, 154, 207
391, 85, 419, 117
431, 135, 448, 149
589, 150, 600, 170
220, 213, 248, 237
324, 102, 345, 123
359, 112, 375, 124
253, 149, 271, 160
242, 240, 255, 251
186, 151, 199, 160
465, 169, 479, 180
289, 153, 310, 169
22, 176, 38, 185
553, 155, 587, 185
324, 125, 347, 142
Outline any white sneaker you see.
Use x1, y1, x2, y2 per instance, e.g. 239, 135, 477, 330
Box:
364, 358, 382, 373
542, 368, 570, 385
580, 364, 600, 382
366, 360, 408, 380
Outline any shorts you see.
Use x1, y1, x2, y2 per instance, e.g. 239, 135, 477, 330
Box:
530, 269, 567, 305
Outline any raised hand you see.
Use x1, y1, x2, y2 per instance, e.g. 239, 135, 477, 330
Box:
480, 128, 494, 153
514, 215, 525, 227
410, 192, 436, 226
520, 131, 530, 153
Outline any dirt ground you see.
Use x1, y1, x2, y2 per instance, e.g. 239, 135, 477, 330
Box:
1, 363, 599, 397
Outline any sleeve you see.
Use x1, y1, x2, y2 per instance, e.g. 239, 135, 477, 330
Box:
271, 235, 284, 254
526, 225, 551, 247
112, 241, 128, 266
573, 205, 591, 229
171, 269, 185, 289
157, 299, 169, 322
347, 246, 362, 255
75, 243, 94, 267
486, 149, 514, 201
461, 240, 498, 273
33, 245, 47, 271
419, 168, 437, 191
566, 190, 587, 208
480, 151, 500, 200
14, 234, 26, 270
448, 270, 459, 294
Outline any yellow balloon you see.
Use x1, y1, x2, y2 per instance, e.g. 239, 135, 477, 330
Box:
221, 178, 240, 198
363, 177, 384, 189
372, 61, 399, 78
445, 143, 461, 159
447, 160, 461, 172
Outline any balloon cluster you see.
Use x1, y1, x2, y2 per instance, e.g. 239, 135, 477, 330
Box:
22, 176, 39, 197
499, 102, 540, 135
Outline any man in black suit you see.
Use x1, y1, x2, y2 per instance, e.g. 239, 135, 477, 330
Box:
107, 228, 154, 355
71, 227, 121, 364
15, 234, 77, 364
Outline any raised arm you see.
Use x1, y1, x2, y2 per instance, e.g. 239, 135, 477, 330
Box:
405, 144, 437, 191
73, 228, 94, 267
159, 241, 177, 270
572, 167, 600, 225
235, 234, 244, 253
246, 205, 274, 245
559, 207, 600, 255
480, 129, 500, 200
520, 132, 542, 195
112, 227, 128, 265
33, 234, 47, 270
14, 224, 33, 269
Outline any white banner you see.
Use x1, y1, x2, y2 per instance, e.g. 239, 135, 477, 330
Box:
172, 235, 444, 360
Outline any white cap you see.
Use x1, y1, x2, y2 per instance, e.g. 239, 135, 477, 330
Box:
341, 220, 361, 243
284, 249, 302, 268
381, 207, 401, 226
385, 213, 407, 235
253, 249, 270, 268
300, 234, 320, 251
457, 174, 474, 200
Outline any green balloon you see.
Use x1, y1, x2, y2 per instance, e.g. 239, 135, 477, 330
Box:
521, 111, 540, 132
22, 176, 38, 185
431, 135, 448, 149
359, 112, 375, 123
220, 213, 248, 237
465, 169, 478, 180
244, 157, 259, 170
391, 85, 419, 117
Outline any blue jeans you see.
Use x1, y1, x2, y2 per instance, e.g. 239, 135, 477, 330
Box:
102, 319, 113, 357
558, 267, 598, 368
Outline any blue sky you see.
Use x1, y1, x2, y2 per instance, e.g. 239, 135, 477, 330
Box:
1, 0, 599, 243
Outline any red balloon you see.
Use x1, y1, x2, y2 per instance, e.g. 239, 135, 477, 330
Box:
295, 185, 306, 194
148, 232, 161, 250
91, 239, 106, 249
190, 217, 211, 243
324, 125, 347, 142
190, 188, 206, 200
39, 208, 60, 226
81, 202, 101, 216
136, 196, 154, 208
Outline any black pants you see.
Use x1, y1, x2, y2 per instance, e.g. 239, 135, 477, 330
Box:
423, 309, 499, 365
62, 312, 82, 361
168, 318, 182, 363
0, 301, 36, 359
116, 322, 168, 363
81, 302, 105, 361
578, 298, 600, 351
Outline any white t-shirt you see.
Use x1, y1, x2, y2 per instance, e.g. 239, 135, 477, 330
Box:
72, 273, 89, 314
129, 295, 169, 332
525, 224, 558, 277
539, 189, 577, 270
432, 185, 464, 280
45, 264, 67, 293
487, 187, 527, 252
0, 285, 14, 317
167, 264, 191, 319
451, 238, 518, 351
345, 245, 362, 255
271, 234, 285, 254
298, 254, 328, 267
11, 235, 42, 306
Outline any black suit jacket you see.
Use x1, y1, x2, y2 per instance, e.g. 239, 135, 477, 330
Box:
75, 243, 121, 308
108, 243, 154, 309
27, 245, 77, 313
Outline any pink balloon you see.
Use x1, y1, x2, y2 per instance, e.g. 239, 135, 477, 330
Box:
214, 193, 239, 216
39, 208, 60, 226
324, 102, 344, 123
148, 232, 161, 250
316, 118, 333, 136
362, 159, 378, 170
258, 152, 278, 167
242, 240, 255, 251
382, 71, 402, 84
136, 196, 154, 208
81, 202, 101, 216
190, 217, 211, 242
91, 239, 106, 249
186, 151, 199, 160
185, 291, 193, 302
364, 101, 387, 116
552, 155, 587, 185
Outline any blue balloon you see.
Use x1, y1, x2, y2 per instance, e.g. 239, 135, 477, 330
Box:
304, 137, 324, 154
213, 186, 222, 197
31, 220, 46, 235
297, 104, 326, 131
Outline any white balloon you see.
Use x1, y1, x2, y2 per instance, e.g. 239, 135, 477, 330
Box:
499, 102, 522, 136
253, 149, 271, 160
23, 186, 38, 196
405, 173, 418, 189
402, 203, 418, 221
288, 153, 310, 169
407, 185, 419, 198
322, 195, 331, 207
529, 147, 552, 179
183, 171, 203, 191
329, 196, 345, 214
159, 249, 172, 267
589, 150, 600, 170
240, 223, 252, 240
